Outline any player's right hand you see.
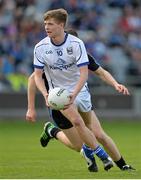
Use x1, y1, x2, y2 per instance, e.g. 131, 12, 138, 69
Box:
26, 109, 36, 122
63, 94, 74, 110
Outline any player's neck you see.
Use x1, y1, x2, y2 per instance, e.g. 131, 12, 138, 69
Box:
51, 32, 65, 45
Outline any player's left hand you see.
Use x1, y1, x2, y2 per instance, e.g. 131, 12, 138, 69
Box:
26, 109, 36, 122
115, 84, 130, 95
44, 93, 49, 107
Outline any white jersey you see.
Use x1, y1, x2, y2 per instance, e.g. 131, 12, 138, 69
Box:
34, 33, 89, 93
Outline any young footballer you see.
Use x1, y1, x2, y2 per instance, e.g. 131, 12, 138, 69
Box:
33, 8, 113, 172
27, 25, 134, 171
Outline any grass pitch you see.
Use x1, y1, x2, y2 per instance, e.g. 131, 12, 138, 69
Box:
0, 119, 141, 179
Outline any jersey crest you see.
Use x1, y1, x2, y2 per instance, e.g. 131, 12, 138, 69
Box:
66, 46, 73, 55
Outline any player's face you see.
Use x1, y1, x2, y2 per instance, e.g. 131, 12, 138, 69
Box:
44, 18, 64, 38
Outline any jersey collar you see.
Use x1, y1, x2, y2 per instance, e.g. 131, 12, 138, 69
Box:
51, 33, 68, 46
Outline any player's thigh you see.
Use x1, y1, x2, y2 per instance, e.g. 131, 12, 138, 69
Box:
62, 127, 83, 151
61, 104, 85, 126
80, 110, 105, 136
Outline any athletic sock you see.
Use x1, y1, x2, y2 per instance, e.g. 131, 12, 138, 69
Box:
94, 145, 109, 160
82, 144, 95, 160
114, 156, 126, 169
49, 127, 61, 139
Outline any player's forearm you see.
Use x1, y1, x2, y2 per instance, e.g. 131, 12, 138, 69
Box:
27, 73, 37, 110
73, 66, 88, 97
95, 67, 118, 88
101, 71, 119, 87
34, 70, 48, 99
94, 67, 130, 95
35, 77, 48, 98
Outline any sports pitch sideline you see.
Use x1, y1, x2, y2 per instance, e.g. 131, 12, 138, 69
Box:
0, 119, 140, 179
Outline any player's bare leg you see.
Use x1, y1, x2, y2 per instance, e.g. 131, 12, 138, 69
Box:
40, 122, 81, 150
55, 130, 78, 150
58, 126, 99, 172
61, 127, 83, 151
40, 121, 98, 172
61, 104, 113, 171
80, 110, 135, 170
85, 111, 120, 160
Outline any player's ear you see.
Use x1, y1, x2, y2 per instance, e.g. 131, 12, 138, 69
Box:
60, 22, 65, 28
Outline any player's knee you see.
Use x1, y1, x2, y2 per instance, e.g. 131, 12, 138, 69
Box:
95, 132, 106, 143
73, 118, 83, 127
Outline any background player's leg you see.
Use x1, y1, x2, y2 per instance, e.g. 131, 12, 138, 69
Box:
80, 110, 134, 170
61, 127, 83, 151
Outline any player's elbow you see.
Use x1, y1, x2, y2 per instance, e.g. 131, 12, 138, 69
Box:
28, 73, 35, 84
84, 70, 89, 81
28, 73, 35, 81
72, 117, 85, 129
80, 66, 88, 79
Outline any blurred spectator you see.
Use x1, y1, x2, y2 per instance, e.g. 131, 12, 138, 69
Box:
118, 5, 141, 33
108, 0, 131, 8
0, 56, 12, 91
0, 55, 15, 75
107, 44, 129, 83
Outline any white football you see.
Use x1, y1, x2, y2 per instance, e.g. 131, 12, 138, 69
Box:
48, 87, 70, 110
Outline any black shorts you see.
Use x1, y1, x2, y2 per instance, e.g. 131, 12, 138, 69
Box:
49, 109, 73, 129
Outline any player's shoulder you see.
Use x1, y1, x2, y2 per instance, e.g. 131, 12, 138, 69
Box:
34, 36, 50, 50
68, 34, 83, 44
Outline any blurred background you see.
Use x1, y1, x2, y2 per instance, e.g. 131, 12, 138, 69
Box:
0, 0, 141, 119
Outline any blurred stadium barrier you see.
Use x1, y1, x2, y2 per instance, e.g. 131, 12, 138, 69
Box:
0, 87, 141, 119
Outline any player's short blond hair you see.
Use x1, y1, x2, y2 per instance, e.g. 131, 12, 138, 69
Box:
44, 8, 68, 26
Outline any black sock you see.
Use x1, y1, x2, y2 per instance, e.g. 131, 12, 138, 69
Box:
114, 156, 126, 169
50, 127, 61, 139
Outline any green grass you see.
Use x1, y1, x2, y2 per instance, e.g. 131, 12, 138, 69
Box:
0, 119, 141, 179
